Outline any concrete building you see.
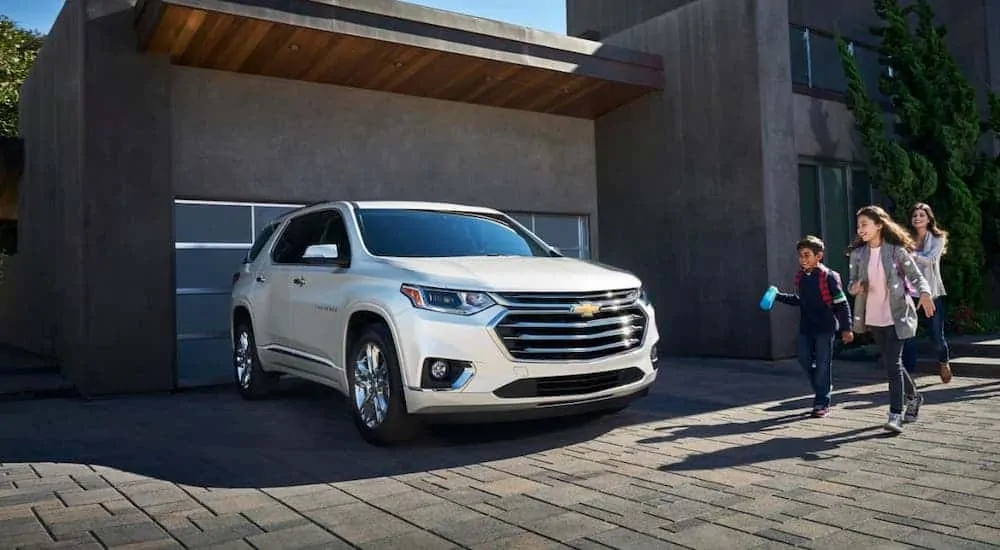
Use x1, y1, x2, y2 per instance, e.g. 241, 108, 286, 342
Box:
3, 0, 996, 395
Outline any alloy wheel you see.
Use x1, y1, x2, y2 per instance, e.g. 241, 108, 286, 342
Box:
235, 330, 253, 389
353, 341, 390, 429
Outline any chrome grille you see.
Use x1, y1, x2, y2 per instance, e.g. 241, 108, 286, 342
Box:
491, 289, 648, 361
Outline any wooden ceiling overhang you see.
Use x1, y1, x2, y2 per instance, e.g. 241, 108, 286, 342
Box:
134, 0, 665, 119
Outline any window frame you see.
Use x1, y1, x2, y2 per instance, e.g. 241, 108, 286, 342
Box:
270, 208, 352, 266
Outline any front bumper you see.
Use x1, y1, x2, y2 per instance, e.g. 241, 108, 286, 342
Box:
392, 301, 660, 417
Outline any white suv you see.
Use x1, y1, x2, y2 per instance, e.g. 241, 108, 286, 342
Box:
230, 201, 660, 445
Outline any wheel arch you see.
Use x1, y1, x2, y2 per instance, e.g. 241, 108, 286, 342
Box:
343, 304, 408, 385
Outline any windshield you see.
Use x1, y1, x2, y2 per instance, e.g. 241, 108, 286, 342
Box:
356, 209, 553, 258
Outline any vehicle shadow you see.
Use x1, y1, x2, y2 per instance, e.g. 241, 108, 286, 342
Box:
0, 379, 649, 489
0, 357, 946, 489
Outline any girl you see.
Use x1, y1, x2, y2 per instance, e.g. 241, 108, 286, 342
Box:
901, 203, 952, 384
847, 205, 935, 433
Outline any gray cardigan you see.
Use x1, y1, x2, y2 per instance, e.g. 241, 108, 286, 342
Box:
848, 243, 932, 339
912, 233, 947, 298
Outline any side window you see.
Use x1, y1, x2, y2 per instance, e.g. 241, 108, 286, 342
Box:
246, 222, 279, 264
271, 210, 349, 265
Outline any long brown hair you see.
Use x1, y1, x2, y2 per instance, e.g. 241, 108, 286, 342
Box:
849, 205, 916, 251
908, 202, 948, 253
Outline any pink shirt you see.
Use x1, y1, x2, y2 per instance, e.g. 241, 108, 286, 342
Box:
865, 246, 894, 327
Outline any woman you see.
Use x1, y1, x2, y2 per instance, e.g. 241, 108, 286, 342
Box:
901, 202, 952, 384
848, 205, 935, 433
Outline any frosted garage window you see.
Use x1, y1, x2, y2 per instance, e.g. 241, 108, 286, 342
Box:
506, 212, 590, 259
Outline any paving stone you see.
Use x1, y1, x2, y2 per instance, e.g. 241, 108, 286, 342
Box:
586, 527, 679, 550
397, 501, 486, 529
245, 523, 351, 550
711, 512, 782, 534
430, 516, 524, 547
270, 487, 357, 513
368, 488, 448, 512
900, 529, 1000, 550
242, 504, 311, 531
664, 521, 769, 549
527, 511, 616, 541
475, 477, 551, 497
360, 529, 462, 550
91, 521, 172, 547
770, 518, 840, 540
18, 532, 103, 549
306, 501, 418, 544
851, 518, 917, 540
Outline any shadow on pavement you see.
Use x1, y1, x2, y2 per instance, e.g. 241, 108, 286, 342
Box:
0, 358, 930, 489
763, 378, 1000, 414
655, 425, 894, 472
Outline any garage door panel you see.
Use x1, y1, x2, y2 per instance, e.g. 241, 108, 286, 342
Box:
174, 199, 303, 388
174, 203, 252, 243
176, 292, 232, 336
177, 338, 232, 387
175, 248, 249, 290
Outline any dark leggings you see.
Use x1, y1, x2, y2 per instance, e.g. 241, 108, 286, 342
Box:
868, 325, 918, 414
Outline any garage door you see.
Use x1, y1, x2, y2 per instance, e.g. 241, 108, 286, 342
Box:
173, 199, 302, 387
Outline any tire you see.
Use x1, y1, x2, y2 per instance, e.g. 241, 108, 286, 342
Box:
345, 324, 413, 446
233, 322, 278, 400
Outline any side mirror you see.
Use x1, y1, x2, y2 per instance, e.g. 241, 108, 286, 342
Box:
302, 244, 344, 265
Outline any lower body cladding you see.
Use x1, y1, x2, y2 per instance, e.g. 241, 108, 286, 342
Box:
393, 303, 661, 423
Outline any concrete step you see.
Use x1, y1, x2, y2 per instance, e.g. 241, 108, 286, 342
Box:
0, 344, 57, 375
916, 335, 1000, 359
914, 356, 1000, 379
0, 372, 76, 400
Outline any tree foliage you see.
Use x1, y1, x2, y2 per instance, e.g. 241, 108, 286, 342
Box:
837, 0, 1000, 307
0, 15, 44, 138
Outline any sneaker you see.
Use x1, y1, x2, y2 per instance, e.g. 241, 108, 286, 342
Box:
903, 394, 924, 423
811, 407, 830, 418
884, 413, 904, 434
939, 362, 953, 384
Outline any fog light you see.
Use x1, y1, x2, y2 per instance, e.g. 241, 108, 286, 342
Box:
429, 360, 450, 380
650, 343, 659, 365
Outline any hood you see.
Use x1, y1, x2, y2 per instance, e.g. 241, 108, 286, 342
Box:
378, 256, 642, 292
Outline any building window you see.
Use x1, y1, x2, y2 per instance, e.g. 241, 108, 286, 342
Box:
798, 163, 884, 278
507, 212, 591, 259
790, 25, 888, 101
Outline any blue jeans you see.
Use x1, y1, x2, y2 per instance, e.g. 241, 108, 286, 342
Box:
797, 333, 834, 409
902, 297, 950, 373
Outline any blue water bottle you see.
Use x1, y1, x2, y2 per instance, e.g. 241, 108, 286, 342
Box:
759, 285, 778, 311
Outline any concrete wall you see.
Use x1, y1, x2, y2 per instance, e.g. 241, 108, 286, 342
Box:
6, 0, 87, 375
3, 0, 175, 395
169, 66, 599, 240
80, 1, 175, 394
594, 0, 799, 359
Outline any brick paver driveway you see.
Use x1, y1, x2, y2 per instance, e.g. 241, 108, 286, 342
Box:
2, 358, 999, 549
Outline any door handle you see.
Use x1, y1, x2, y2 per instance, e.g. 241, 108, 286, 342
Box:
255, 274, 267, 283
292, 276, 307, 286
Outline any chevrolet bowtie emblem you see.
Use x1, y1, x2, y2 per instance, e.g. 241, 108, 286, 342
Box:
572, 303, 601, 317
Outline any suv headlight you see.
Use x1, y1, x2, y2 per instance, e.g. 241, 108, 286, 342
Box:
400, 284, 496, 315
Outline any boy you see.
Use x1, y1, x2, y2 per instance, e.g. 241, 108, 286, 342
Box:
774, 236, 854, 418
